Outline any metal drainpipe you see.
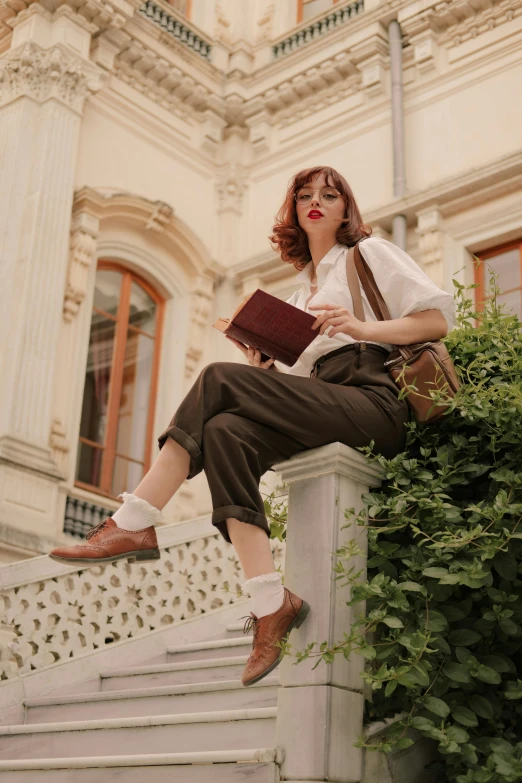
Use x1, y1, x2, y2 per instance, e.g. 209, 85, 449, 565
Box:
388, 19, 408, 251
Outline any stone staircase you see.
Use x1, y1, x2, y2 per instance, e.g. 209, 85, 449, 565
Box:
0, 443, 434, 782
0, 619, 283, 781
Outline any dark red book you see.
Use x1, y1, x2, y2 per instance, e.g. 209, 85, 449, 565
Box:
213, 289, 318, 366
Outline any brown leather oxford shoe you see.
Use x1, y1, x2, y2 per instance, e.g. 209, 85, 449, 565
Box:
48, 517, 161, 565
241, 587, 310, 687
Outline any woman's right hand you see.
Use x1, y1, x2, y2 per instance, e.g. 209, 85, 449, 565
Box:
225, 336, 278, 370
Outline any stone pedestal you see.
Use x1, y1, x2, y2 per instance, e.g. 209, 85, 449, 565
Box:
0, 5, 103, 543
273, 442, 384, 783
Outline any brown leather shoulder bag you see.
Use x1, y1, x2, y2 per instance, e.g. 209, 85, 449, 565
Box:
345, 240, 461, 423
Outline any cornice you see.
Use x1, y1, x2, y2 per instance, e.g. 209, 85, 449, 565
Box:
364, 150, 522, 229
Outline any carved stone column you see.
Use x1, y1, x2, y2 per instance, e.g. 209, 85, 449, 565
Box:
0, 5, 104, 544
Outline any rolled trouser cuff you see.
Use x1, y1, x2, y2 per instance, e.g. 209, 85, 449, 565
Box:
157, 425, 203, 480
211, 505, 270, 544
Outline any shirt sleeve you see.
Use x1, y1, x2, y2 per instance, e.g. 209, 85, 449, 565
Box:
358, 237, 457, 333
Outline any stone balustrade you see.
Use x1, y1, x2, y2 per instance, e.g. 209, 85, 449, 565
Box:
0, 514, 285, 680
139, 0, 213, 60
272, 0, 365, 60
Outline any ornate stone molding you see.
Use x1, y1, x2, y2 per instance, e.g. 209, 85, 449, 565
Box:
400, 0, 522, 50
256, 3, 275, 45
415, 207, 445, 284
213, 2, 232, 46
185, 275, 214, 380
0, 41, 105, 113
63, 216, 100, 322
215, 163, 248, 216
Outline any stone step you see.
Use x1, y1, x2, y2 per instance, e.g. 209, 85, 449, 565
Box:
0, 708, 277, 760
166, 636, 252, 662
226, 621, 246, 637
0, 748, 283, 782
100, 655, 249, 690
25, 677, 279, 723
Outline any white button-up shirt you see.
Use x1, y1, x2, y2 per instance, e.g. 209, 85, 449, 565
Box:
276, 237, 457, 377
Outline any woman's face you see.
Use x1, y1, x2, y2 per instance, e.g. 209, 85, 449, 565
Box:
295, 173, 346, 239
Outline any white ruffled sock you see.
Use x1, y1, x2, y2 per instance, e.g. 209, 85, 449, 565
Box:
243, 572, 285, 619
111, 492, 163, 531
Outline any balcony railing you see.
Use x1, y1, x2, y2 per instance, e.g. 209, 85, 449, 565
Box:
272, 0, 364, 59
63, 496, 114, 539
139, 0, 212, 60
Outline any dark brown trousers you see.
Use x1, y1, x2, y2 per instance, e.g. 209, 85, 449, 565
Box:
157, 343, 410, 544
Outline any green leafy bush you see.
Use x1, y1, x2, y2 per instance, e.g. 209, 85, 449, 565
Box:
270, 267, 522, 783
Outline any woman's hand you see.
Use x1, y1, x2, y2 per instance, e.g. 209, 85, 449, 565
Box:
309, 303, 370, 341
225, 336, 277, 370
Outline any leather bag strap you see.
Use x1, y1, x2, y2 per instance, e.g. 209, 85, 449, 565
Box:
353, 241, 392, 321
345, 245, 365, 322
349, 239, 416, 362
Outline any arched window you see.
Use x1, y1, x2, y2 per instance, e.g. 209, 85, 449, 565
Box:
297, 0, 340, 23
76, 262, 164, 499
476, 240, 522, 321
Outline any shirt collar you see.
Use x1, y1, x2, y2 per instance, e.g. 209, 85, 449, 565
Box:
295, 243, 346, 284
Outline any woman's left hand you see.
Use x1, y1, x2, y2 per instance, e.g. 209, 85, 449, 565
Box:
309, 304, 370, 341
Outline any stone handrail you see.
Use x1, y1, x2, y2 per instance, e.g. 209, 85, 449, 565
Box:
0, 513, 285, 680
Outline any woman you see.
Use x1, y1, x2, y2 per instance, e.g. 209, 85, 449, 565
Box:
49, 166, 456, 687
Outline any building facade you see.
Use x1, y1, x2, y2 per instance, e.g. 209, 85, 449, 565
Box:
0, 0, 521, 564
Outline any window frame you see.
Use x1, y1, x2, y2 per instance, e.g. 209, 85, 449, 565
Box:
169, 0, 192, 19
297, 0, 341, 24
474, 239, 522, 317
75, 261, 165, 500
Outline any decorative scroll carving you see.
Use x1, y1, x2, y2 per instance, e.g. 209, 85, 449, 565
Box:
415, 207, 445, 287
185, 277, 214, 379
0, 42, 104, 112
145, 201, 174, 232
0, 530, 285, 679
256, 3, 275, 45
214, 3, 232, 45
215, 163, 248, 216
63, 227, 98, 322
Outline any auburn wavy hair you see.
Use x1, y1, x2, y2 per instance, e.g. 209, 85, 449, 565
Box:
268, 166, 372, 271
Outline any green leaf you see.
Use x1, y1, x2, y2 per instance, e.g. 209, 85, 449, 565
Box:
468, 695, 495, 720
474, 665, 501, 685
424, 696, 450, 719
492, 552, 518, 581
443, 662, 472, 683
452, 706, 478, 727
481, 655, 512, 673
381, 616, 404, 628
425, 610, 448, 632
396, 738, 415, 750
411, 717, 435, 731
423, 567, 449, 578
447, 629, 481, 647
446, 725, 469, 744
384, 680, 397, 697
499, 618, 519, 635
397, 581, 425, 593
504, 680, 522, 700
440, 604, 467, 622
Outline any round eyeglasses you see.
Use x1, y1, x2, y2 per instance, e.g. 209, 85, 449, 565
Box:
294, 187, 341, 207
